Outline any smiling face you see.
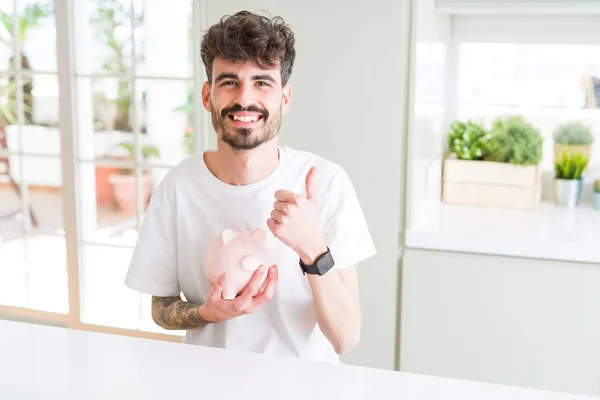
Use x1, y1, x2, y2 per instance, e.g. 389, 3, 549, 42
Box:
202, 57, 292, 151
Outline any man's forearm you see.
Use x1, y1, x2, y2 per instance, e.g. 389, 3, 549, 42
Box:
306, 271, 361, 355
151, 296, 210, 330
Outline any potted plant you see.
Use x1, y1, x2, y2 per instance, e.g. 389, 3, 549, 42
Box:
484, 115, 543, 166
446, 119, 491, 161
553, 152, 589, 207
442, 115, 544, 209
593, 180, 600, 211
108, 141, 160, 213
553, 121, 594, 160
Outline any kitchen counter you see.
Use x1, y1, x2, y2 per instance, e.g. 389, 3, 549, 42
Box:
0, 320, 597, 400
406, 201, 600, 264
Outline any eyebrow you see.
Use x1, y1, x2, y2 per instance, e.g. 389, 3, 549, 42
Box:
214, 73, 277, 84
251, 74, 276, 84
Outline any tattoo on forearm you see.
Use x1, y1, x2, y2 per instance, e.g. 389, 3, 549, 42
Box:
151, 296, 210, 330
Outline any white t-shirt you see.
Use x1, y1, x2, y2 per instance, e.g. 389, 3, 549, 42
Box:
124, 145, 376, 363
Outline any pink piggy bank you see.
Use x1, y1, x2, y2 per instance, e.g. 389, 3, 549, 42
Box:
203, 228, 271, 300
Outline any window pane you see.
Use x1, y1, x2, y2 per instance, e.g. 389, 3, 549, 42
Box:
0, 231, 67, 313
80, 164, 168, 247
5, 155, 64, 232
137, 79, 193, 166
76, 77, 163, 163
0, 1, 56, 72
80, 243, 140, 329
0, 229, 26, 308
134, 0, 193, 79
457, 43, 600, 173
3, 74, 60, 155
80, 164, 140, 247
78, 0, 136, 76
92, 77, 134, 135
22, 233, 67, 313
0, 171, 23, 230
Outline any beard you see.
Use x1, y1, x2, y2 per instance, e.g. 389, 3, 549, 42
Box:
210, 102, 282, 151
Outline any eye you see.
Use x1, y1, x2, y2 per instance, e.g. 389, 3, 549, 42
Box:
256, 81, 271, 87
221, 80, 237, 87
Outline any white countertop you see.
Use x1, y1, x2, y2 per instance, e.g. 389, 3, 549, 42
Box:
0, 320, 597, 400
406, 201, 600, 264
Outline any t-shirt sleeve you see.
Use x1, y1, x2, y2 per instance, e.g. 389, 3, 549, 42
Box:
322, 168, 377, 270
124, 193, 180, 298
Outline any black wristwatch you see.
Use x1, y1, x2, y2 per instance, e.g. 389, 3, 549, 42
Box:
299, 247, 335, 276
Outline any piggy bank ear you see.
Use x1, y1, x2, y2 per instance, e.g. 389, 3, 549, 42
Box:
221, 229, 237, 244
251, 228, 265, 242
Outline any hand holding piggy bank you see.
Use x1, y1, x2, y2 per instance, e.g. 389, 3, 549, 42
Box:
203, 228, 272, 300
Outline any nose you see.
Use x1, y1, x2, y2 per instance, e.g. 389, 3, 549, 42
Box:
233, 81, 256, 108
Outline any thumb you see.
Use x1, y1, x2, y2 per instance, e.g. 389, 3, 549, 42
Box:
305, 166, 317, 203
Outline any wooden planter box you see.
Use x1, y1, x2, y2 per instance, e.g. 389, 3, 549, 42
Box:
442, 158, 542, 209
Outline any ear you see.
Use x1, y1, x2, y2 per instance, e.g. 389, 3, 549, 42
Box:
251, 228, 266, 242
281, 83, 292, 115
221, 229, 237, 244
202, 81, 211, 113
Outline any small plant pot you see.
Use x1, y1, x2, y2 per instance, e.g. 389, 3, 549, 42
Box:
554, 179, 583, 207
109, 171, 153, 213
95, 165, 119, 205
594, 192, 600, 210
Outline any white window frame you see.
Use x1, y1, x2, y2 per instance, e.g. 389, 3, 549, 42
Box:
0, 0, 209, 342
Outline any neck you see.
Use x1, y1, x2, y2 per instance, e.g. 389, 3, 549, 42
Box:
204, 138, 280, 186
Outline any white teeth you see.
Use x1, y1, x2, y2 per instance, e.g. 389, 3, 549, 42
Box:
233, 115, 259, 122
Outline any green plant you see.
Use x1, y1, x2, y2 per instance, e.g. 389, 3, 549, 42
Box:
0, 77, 33, 126
446, 120, 490, 160
0, 3, 52, 47
485, 115, 543, 166
554, 152, 589, 180
0, 2, 52, 126
594, 179, 600, 193
115, 141, 160, 174
553, 121, 594, 145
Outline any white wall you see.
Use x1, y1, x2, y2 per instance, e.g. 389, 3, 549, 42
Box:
399, 248, 600, 397
204, 0, 411, 370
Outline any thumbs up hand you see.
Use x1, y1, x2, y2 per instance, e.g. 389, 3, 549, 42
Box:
267, 166, 328, 265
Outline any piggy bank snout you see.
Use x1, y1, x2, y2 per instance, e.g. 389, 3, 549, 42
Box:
241, 255, 262, 272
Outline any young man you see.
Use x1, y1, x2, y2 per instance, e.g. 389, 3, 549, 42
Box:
124, 10, 376, 363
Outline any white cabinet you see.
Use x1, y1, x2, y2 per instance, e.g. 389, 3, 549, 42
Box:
399, 248, 600, 397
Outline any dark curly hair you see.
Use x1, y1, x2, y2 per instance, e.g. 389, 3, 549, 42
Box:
200, 11, 296, 86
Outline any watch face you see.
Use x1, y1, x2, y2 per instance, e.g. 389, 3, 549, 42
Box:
316, 251, 335, 275
300, 248, 335, 275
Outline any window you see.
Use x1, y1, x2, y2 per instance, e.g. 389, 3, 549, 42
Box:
405, 9, 600, 263
0, 0, 204, 339
457, 43, 600, 173
0, 0, 66, 314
